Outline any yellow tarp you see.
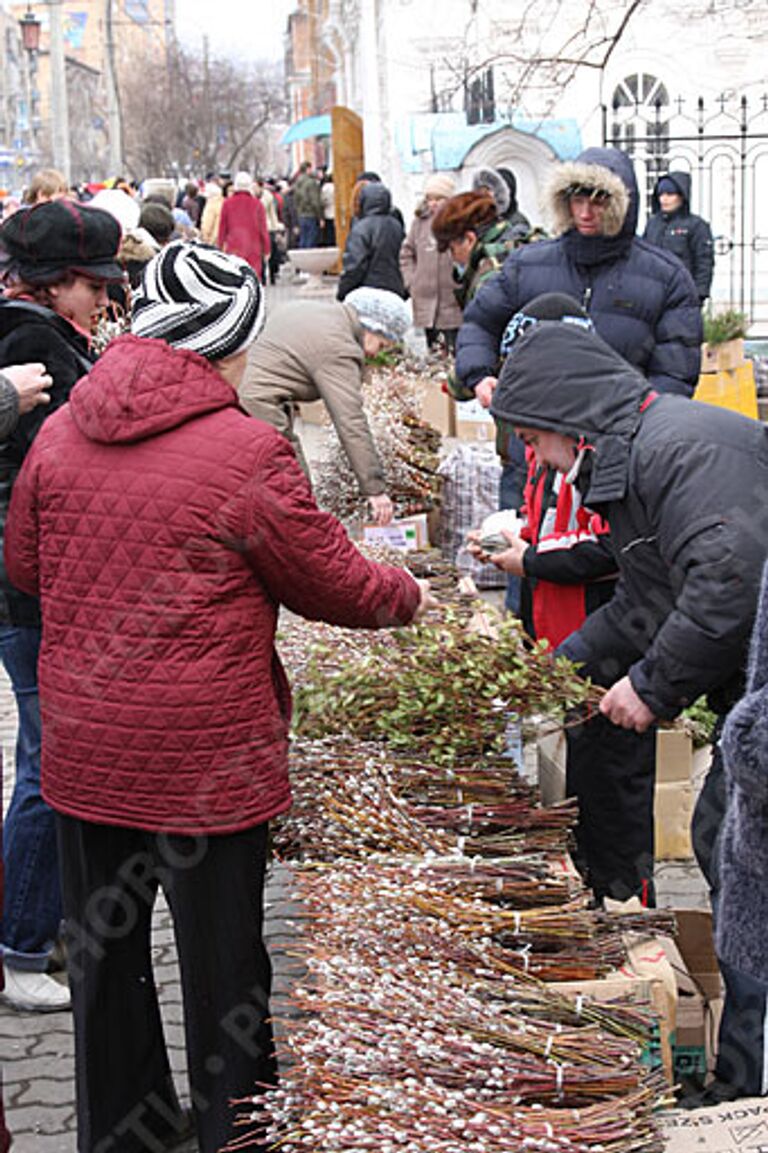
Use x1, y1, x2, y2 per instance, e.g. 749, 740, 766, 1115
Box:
694, 361, 758, 419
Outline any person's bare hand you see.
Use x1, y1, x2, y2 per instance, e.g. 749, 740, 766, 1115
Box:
474, 376, 498, 408
369, 493, 394, 526
411, 578, 438, 622
466, 529, 487, 560
599, 676, 657, 732
467, 528, 528, 575
489, 530, 529, 576
3, 363, 52, 415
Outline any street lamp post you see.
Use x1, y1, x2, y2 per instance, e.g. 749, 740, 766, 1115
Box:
18, 1, 70, 183
19, 5, 41, 180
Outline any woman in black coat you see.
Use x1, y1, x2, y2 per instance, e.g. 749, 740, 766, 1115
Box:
0, 199, 123, 1013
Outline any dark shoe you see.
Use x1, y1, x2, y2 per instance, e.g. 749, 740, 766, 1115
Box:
677, 1079, 743, 1109
47, 937, 68, 974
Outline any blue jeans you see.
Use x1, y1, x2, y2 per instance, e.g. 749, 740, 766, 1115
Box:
0, 624, 61, 971
298, 216, 320, 248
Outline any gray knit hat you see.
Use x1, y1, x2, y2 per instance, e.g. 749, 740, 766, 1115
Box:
132, 241, 265, 361
345, 287, 411, 343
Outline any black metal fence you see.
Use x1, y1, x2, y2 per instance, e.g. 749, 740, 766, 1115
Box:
604, 92, 768, 336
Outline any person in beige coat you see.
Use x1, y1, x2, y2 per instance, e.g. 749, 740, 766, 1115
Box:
200, 181, 225, 246
239, 287, 411, 525
399, 173, 463, 351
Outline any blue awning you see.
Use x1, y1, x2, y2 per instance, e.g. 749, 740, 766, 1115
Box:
394, 111, 582, 173
281, 114, 332, 146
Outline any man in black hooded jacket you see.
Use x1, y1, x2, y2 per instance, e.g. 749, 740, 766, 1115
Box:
644, 171, 714, 302
490, 311, 768, 1105
337, 183, 407, 301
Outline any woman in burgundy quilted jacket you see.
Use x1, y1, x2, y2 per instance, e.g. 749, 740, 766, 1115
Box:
4, 241, 430, 1153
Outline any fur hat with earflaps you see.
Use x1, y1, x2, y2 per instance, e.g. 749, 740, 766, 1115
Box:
472, 168, 511, 217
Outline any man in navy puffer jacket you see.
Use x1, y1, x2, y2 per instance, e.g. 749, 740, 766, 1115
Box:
454, 146, 702, 401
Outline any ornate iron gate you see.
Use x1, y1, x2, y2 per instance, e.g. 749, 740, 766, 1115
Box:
604, 89, 768, 336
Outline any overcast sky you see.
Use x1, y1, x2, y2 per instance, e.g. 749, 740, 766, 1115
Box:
173, 0, 294, 63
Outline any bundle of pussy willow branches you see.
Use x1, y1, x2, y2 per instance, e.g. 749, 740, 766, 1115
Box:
313, 365, 443, 523
277, 736, 576, 878
224, 862, 673, 1152
294, 607, 600, 766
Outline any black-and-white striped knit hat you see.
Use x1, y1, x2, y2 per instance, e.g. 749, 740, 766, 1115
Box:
131, 241, 265, 361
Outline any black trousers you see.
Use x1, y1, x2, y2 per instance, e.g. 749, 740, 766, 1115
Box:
56, 816, 277, 1153
566, 713, 656, 905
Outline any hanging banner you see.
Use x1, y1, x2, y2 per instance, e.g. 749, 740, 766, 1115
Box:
124, 0, 150, 23
63, 11, 88, 49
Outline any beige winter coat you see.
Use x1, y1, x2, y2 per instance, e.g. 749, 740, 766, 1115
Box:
239, 300, 386, 496
399, 204, 463, 330
200, 191, 223, 245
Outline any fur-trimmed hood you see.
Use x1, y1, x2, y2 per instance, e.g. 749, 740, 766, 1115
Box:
546, 147, 636, 239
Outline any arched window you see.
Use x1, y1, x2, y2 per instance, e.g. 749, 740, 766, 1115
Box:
611, 73, 670, 209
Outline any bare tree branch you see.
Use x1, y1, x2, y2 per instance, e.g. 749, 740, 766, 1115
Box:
120, 44, 286, 179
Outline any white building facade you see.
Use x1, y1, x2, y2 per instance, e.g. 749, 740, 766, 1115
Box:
317, 0, 768, 322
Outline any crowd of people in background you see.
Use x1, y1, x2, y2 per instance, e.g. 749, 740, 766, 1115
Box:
0, 162, 343, 292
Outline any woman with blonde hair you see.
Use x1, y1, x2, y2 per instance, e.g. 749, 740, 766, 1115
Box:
23, 167, 69, 206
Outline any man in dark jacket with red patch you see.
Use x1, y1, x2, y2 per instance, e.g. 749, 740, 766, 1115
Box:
4, 241, 431, 1152
490, 312, 768, 1106
456, 149, 703, 908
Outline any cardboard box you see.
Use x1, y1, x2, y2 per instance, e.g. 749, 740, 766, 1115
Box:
657, 729, 694, 783
537, 729, 567, 806
454, 397, 496, 443
695, 361, 758, 419
655, 780, 695, 859
362, 512, 429, 552
416, 379, 455, 438
700, 338, 745, 374
676, 910, 722, 1004
297, 400, 327, 426
660, 1096, 768, 1152
659, 911, 723, 1083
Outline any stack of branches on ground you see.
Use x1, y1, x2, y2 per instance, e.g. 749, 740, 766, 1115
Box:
226, 862, 673, 1152
313, 361, 444, 523
252, 545, 674, 1153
